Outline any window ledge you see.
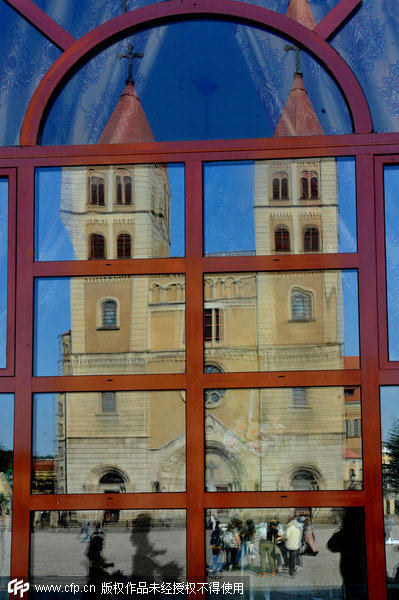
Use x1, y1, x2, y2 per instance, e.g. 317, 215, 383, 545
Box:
96, 413, 119, 418
97, 327, 120, 331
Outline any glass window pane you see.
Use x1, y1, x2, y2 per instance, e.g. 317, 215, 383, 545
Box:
381, 386, 399, 596
204, 270, 359, 372
0, 1, 61, 146
205, 507, 367, 597
0, 394, 13, 588
31, 510, 186, 590
205, 387, 362, 492
384, 166, 399, 360
35, 164, 184, 261
41, 22, 351, 145
204, 158, 357, 256
32, 391, 186, 494
0, 179, 8, 368
34, 275, 185, 376
331, 1, 399, 135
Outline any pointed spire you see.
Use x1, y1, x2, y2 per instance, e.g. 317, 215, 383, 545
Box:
98, 82, 154, 144
286, 0, 316, 30
274, 0, 323, 137
274, 72, 324, 137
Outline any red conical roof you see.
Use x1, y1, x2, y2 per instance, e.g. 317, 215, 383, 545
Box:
286, 0, 316, 29
274, 73, 324, 137
98, 82, 154, 144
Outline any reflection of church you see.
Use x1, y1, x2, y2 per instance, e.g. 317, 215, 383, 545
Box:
54, 0, 360, 505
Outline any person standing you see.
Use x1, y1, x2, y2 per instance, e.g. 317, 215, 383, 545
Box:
285, 518, 302, 577
210, 521, 223, 576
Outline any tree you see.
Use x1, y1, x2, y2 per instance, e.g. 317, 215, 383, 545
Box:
383, 419, 399, 493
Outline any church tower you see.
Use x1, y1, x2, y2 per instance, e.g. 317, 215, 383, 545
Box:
56, 47, 186, 500
204, 0, 347, 493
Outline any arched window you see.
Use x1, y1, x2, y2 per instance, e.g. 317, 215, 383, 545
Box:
116, 172, 132, 205
101, 300, 117, 328
291, 289, 312, 321
275, 227, 290, 251
272, 172, 288, 200
88, 172, 105, 205
89, 233, 106, 259
304, 227, 320, 251
353, 419, 361, 437
290, 468, 320, 491
300, 171, 318, 199
117, 233, 131, 258
345, 419, 350, 437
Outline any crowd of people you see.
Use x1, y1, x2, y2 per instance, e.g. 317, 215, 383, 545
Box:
209, 515, 318, 577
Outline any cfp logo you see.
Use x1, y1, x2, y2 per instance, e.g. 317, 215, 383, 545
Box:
8, 579, 30, 597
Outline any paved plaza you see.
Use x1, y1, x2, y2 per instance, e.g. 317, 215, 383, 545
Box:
29, 525, 352, 598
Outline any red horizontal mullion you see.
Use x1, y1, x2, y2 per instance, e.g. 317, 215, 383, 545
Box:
378, 370, 399, 385
201, 370, 361, 389
202, 253, 358, 273
29, 492, 187, 511
31, 373, 187, 393
32, 258, 186, 277
2, 134, 399, 166
0, 377, 16, 391
204, 490, 365, 508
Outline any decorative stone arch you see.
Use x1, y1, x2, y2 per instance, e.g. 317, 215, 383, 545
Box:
21, 0, 371, 145
83, 465, 131, 493
205, 440, 249, 491
278, 463, 326, 491
156, 446, 186, 492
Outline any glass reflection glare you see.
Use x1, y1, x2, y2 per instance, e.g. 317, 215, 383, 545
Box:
205, 387, 362, 492
34, 275, 186, 376
0, 394, 13, 585
30, 510, 186, 590
203, 270, 359, 372
32, 391, 186, 494
204, 157, 356, 256
205, 507, 367, 598
35, 164, 184, 261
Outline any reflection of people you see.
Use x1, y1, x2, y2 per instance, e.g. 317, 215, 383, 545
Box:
130, 513, 182, 584
257, 521, 276, 576
301, 517, 318, 556
210, 521, 223, 576
285, 518, 302, 577
85, 534, 114, 597
327, 508, 367, 599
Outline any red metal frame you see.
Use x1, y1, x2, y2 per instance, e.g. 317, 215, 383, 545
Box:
0, 1, 395, 598
19, 0, 372, 146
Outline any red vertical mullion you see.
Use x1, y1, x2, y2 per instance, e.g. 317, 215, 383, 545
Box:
185, 160, 205, 579
356, 153, 386, 600
10, 166, 34, 580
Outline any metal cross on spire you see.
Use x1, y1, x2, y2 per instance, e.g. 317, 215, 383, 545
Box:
285, 44, 302, 76
117, 43, 144, 85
